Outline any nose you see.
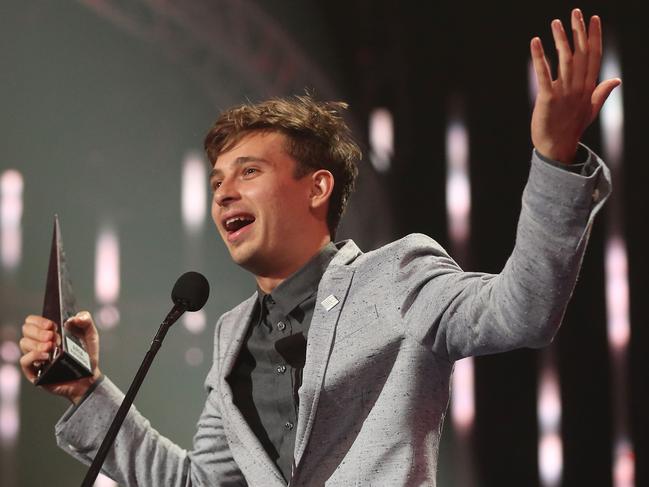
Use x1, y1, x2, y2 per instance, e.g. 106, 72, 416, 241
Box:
213, 176, 240, 208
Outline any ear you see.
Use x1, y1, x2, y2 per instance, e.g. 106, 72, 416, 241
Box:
309, 169, 334, 211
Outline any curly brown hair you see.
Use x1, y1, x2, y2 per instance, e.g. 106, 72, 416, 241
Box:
204, 94, 361, 238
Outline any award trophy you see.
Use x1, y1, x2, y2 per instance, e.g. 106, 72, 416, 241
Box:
34, 215, 93, 386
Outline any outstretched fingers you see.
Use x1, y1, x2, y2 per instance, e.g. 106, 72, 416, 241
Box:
530, 37, 552, 94
570, 9, 589, 91
551, 19, 573, 88
585, 15, 603, 91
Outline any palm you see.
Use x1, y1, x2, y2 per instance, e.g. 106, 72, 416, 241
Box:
529, 10, 620, 163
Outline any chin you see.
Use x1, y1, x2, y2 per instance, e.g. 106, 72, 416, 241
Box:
228, 245, 260, 270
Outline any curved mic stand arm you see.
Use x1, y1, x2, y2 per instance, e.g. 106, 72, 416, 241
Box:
80, 302, 187, 487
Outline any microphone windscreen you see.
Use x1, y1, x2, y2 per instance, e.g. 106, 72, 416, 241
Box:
171, 271, 210, 312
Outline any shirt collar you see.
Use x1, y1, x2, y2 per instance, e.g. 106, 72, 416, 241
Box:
257, 242, 338, 317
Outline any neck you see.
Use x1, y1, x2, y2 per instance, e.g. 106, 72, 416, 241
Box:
255, 234, 331, 294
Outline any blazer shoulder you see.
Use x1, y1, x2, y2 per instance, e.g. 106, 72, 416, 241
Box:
357, 233, 450, 267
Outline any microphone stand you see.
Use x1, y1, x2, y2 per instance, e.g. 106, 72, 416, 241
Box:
80, 303, 186, 487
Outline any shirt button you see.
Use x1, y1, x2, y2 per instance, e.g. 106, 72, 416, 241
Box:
276, 364, 287, 374
277, 321, 286, 331
284, 421, 294, 430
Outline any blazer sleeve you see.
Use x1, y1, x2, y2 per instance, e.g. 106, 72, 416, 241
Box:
397, 145, 610, 362
54, 320, 246, 486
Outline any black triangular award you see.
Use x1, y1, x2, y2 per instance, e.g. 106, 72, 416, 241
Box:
35, 215, 93, 386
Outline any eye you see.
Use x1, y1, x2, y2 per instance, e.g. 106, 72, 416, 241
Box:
211, 180, 222, 191
243, 167, 258, 176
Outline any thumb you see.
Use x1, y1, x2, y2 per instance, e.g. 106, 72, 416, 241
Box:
590, 78, 622, 123
65, 311, 95, 334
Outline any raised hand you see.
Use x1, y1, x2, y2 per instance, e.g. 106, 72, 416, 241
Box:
19, 312, 102, 405
530, 8, 621, 163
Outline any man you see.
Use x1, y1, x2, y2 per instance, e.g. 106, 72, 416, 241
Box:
20, 9, 619, 486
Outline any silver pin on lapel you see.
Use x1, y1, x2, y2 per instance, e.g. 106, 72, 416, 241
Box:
321, 294, 339, 311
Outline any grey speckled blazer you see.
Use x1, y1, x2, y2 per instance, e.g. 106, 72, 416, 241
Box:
55, 147, 610, 486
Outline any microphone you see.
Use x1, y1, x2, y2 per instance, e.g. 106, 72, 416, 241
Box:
172, 271, 210, 311
163, 271, 211, 328
81, 272, 210, 487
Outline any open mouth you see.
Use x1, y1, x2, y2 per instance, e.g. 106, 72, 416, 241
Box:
223, 214, 255, 235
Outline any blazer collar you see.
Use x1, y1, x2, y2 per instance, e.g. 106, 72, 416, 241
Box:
293, 239, 361, 467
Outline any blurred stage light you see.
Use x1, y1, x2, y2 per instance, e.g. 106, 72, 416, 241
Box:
0, 341, 20, 364
182, 152, 208, 234
538, 364, 562, 486
600, 44, 634, 487
445, 120, 471, 243
539, 432, 563, 486
96, 304, 121, 331
601, 49, 624, 166
538, 368, 561, 431
451, 357, 474, 431
0, 364, 20, 444
369, 108, 394, 173
95, 227, 120, 329
605, 236, 630, 351
183, 309, 206, 334
95, 228, 120, 304
94, 473, 118, 487
614, 439, 635, 487
0, 169, 24, 271
446, 115, 474, 432
185, 347, 204, 367
445, 111, 476, 486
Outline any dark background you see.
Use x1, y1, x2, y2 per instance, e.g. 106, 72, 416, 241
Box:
0, 1, 646, 486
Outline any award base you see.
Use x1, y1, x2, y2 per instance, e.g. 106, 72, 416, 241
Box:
35, 330, 92, 386
34, 215, 92, 386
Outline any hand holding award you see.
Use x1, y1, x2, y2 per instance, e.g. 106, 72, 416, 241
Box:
19, 216, 102, 404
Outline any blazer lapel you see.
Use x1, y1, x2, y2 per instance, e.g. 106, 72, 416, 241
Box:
218, 295, 287, 484
293, 242, 360, 467
220, 294, 257, 379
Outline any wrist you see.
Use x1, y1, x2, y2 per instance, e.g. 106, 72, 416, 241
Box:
535, 141, 579, 164
68, 368, 102, 405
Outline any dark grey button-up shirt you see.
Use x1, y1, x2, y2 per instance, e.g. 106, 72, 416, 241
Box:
227, 242, 338, 482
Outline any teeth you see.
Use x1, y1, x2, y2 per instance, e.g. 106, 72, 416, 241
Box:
224, 215, 254, 232
226, 216, 252, 225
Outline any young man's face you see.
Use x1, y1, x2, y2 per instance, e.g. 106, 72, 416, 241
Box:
210, 131, 318, 276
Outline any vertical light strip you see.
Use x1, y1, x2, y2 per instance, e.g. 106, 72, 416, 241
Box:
0, 360, 20, 445
601, 53, 624, 171
600, 46, 634, 487
0, 337, 20, 487
529, 58, 564, 486
538, 355, 562, 486
447, 117, 473, 431
445, 107, 476, 487
369, 108, 394, 173
606, 237, 630, 351
446, 121, 471, 245
451, 358, 474, 430
0, 170, 24, 271
95, 227, 121, 329
181, 152, 208, 235
181, 152, 208, 334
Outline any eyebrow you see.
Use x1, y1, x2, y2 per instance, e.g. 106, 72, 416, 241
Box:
209, 156, 270, 179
